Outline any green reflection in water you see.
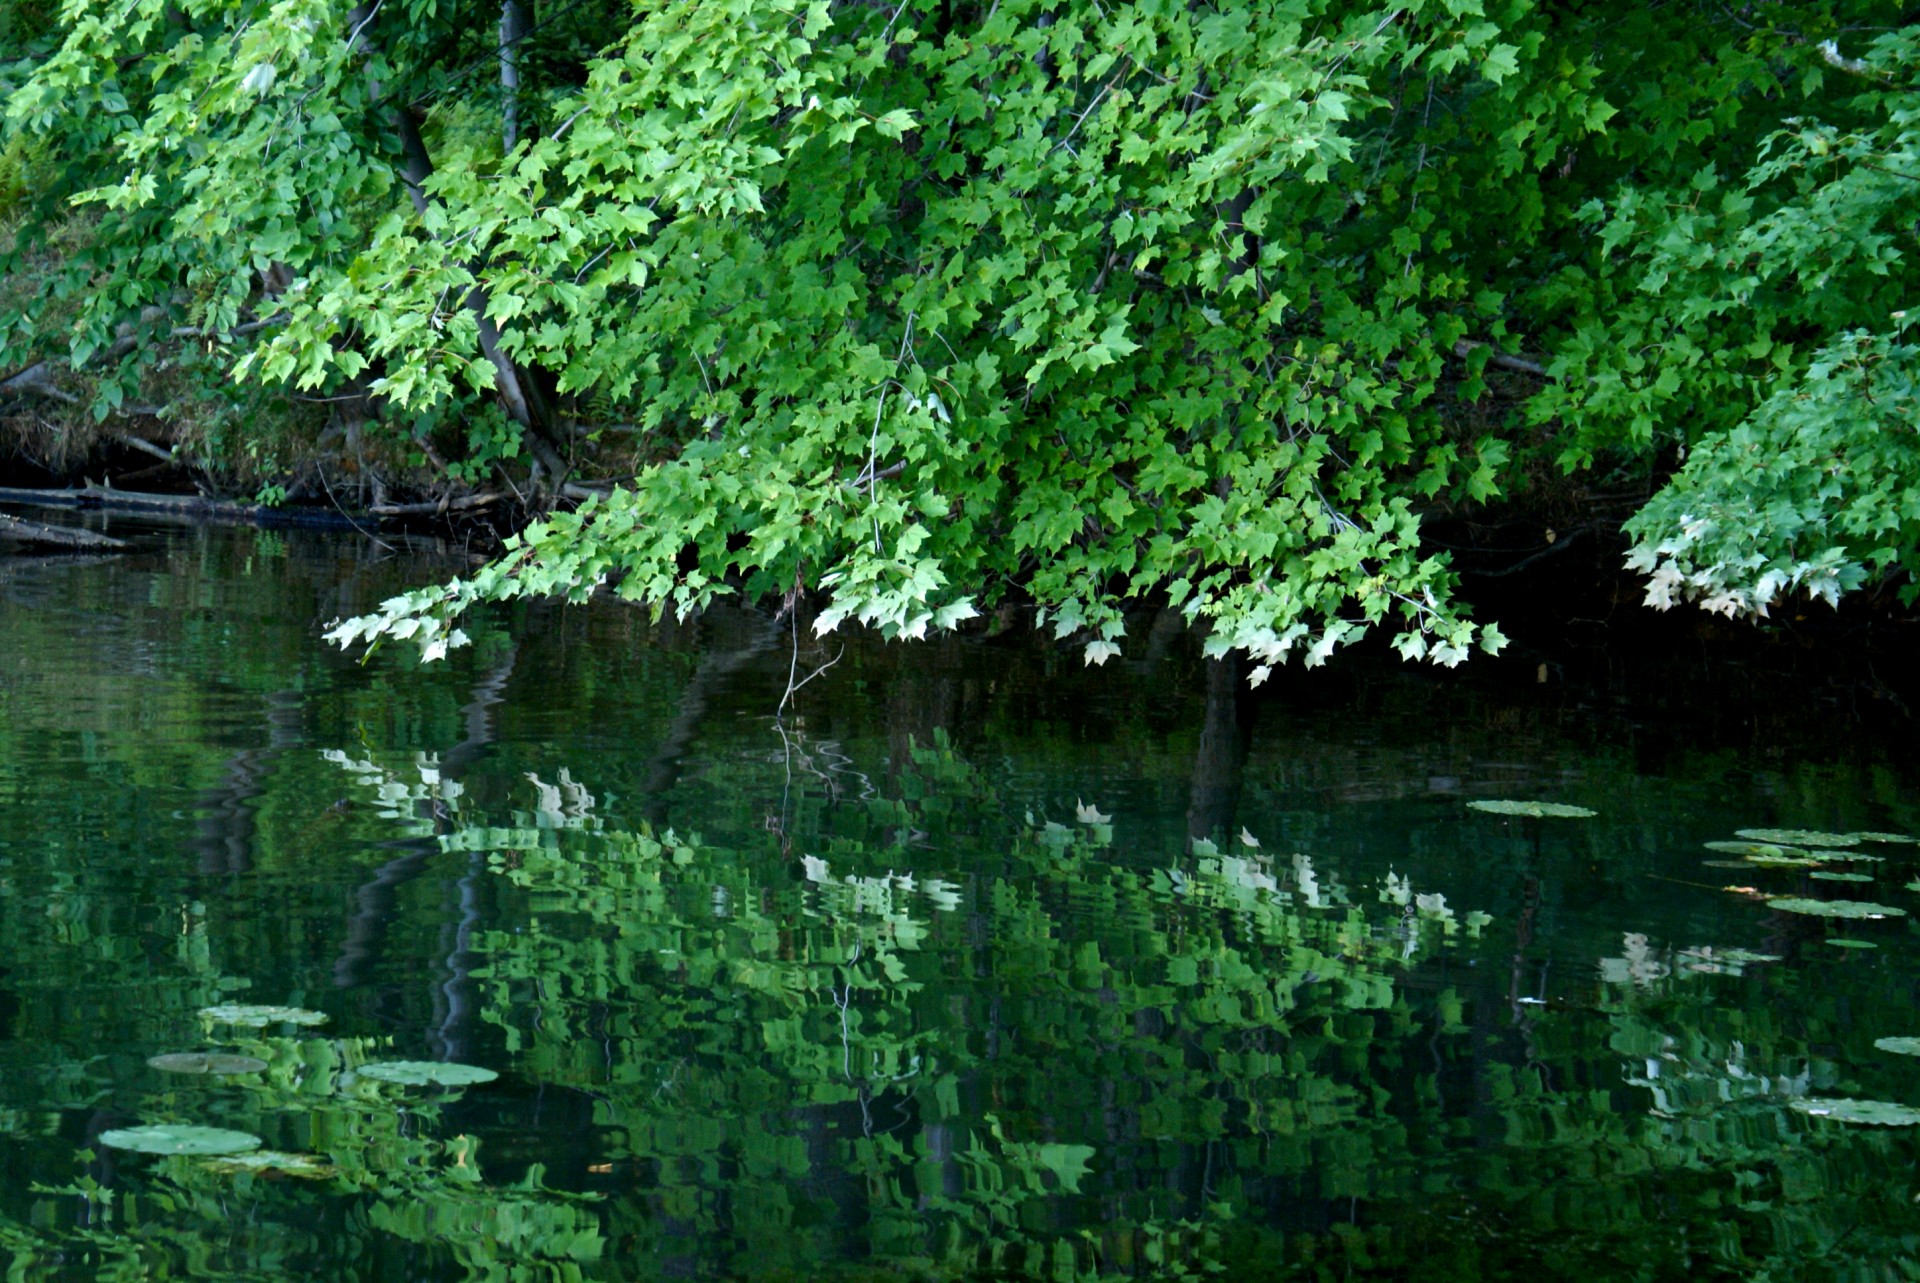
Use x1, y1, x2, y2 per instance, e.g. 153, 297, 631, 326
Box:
4, 524, 1920, 1281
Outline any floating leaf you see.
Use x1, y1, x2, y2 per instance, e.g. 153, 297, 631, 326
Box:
1851, 831, 1918, 846
147, 1052, 268, 1076
198, 1004, 328, 1028
1735, 828, 1860, 848
356, 1061, 499, 1088
1810, 871, 1874, 883
99, 1125, 263, 1156
1746, 855, 1831, 868
1828, 938, 1878, 949
1907, 880, 1920, 893
1766, 897, 1906, 919
1791, 1098, 1920, 1126
1467, 800, 1596, 818
202, 1150, 334, 1179
1705, 840, 1815, 860
1873, 1037, 1920, 1057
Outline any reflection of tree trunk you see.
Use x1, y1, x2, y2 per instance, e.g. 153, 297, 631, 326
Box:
331, 845, 434, 990
428, 849, 486, 1062
639, 618, 781, 823
1186, 655, 1252, 847
886, 665, 957, 787
192, 689, 304, 876
332, 645, 518, 990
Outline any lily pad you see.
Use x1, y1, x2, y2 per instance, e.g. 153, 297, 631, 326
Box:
1746, 855, 1832, 868
1852, 831, 1918, 846
1906, 880, 1920, 893
1735, 828, 1860, 849
1828, 938, 1878, 949
1766, 897, 1906, 920
1810, 871, 1875, 883
202, 1150, 334, 1179
198, 1004, 328, 1028
1467, 800, 1597, 819
1873, 1037, 1920, 1057
1790, 1098, 1920, 1126
356, 1061, 498, 1088
147, 1052, 268, 1076
1705, 841, 1815, 860
98, 1125, 263, 1156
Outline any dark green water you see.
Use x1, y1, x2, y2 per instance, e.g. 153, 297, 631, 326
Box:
3, 521, 1919, 1282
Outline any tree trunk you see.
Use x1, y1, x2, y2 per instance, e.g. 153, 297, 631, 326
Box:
346, 3, 570, 491
500, 0, 528, 153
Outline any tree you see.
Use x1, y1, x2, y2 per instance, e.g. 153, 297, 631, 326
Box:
3, 1, 1913, 670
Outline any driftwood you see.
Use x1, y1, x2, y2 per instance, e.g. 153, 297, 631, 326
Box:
0, 484, 360, 529
367, 491, 506, 517
0, 482, 521, 530
0, 511, 130, 551
1452, 338, 1549, 378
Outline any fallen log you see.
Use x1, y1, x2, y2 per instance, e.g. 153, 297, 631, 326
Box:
0, 511, 130, 551
367, 491, 507, 517
0, 484, 361, 529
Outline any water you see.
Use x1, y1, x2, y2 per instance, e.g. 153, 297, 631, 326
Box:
2, 520, 1918, 1281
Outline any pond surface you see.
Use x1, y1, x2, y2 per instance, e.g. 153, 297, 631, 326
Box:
2, 520, 1919, 1281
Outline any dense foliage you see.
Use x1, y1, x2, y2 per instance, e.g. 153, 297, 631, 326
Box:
2, 1, 1916, 663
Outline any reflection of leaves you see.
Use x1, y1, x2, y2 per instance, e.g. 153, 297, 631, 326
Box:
197, 1003, 328, 1028
1073, 798, 1111, 825
201, 1150, 333, 1179
1676, 946, 1780, 976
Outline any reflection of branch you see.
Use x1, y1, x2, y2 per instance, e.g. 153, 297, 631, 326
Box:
191, 690, 304, 876
640, 617, 782, 819
332, 645, 518, 992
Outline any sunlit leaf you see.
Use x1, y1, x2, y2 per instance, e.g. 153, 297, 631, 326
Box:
202, 1150, 335, 1179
